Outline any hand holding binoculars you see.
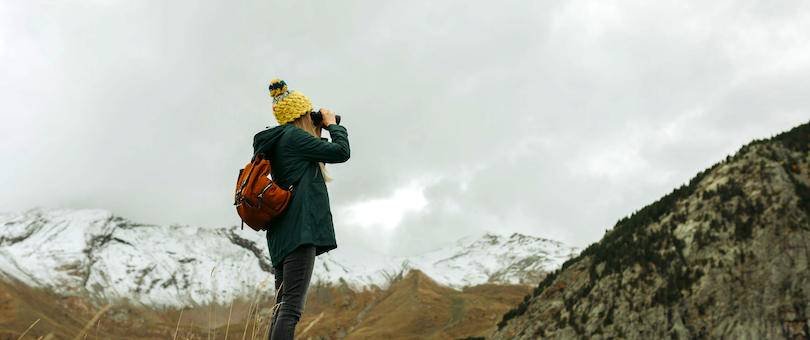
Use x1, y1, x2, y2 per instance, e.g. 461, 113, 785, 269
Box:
309, 110, 341, 126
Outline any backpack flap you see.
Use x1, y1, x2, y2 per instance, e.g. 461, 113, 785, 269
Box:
234, 153, 294, 231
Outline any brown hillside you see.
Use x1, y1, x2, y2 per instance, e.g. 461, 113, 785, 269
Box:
1, 269, 532, 340
0, 276, 199, 340
0, 276, 277, 340
291, 269, 532, 340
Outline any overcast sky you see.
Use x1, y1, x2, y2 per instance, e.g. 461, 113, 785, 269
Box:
1, 0, 809, 257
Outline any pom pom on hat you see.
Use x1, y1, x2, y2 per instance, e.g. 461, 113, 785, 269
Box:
268, 78, 313, 125
269, 79, 288, 98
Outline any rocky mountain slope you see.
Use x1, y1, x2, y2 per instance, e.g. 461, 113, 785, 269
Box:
0, 209, 576, 309
488, 122, 810, 339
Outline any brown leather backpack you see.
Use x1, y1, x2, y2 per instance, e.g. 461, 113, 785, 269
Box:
234, 153, 295, 231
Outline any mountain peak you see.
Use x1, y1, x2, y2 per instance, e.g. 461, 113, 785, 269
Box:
0, 209, 574, 308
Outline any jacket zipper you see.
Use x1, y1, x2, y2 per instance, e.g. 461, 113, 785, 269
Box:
257, 182, 274, 209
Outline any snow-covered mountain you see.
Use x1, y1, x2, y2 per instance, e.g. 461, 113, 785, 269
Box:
0, 208, 577, 308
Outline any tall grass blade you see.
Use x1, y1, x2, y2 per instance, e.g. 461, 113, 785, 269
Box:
71, 304, 113, 340
17, 318, 40, 340
242, 275, 272, 340
209, 266, 216, 340
174, 306, 185, 340
295, 311, 324, 340
251, 275, 271, 339
186, 320, 194, 340
225, 266, 243, 340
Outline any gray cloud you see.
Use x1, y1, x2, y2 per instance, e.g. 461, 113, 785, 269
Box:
1, 0, 809, 256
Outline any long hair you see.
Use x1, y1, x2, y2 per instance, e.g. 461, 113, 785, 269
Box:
290, 112, 333, 183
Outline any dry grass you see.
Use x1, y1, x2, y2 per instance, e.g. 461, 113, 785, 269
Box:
16, 317, 39, 339
1, 268, 532, 340
69, 304, 112, 340
0, 266, 282, 340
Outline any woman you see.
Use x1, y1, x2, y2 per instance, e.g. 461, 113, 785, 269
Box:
252, 79, 350, 340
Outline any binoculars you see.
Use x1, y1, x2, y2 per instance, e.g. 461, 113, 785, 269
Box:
309, 110, 341, 126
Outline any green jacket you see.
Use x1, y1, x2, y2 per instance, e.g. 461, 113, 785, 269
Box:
252, 123, 350, 268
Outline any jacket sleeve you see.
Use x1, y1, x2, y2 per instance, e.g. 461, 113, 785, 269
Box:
291, 124, 350, 163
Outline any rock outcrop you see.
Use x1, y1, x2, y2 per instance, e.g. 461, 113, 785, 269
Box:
489, 121, 810, 339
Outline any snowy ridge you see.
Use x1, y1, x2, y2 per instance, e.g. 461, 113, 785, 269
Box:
317, 231, 578, 291
0, 208, 577, 308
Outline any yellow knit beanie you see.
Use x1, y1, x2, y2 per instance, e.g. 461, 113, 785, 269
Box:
269, 79, 313, 125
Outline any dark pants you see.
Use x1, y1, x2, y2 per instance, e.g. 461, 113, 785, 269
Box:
268, 244, 316, 340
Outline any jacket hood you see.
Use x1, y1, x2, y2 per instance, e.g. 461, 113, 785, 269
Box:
252, 124, 291, 160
